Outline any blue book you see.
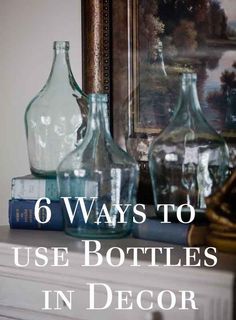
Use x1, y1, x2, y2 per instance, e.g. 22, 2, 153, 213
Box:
132, 218, 207, 246
9, 199, 64, 231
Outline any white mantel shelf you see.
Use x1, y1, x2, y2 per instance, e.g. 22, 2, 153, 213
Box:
0, 226, 235, 320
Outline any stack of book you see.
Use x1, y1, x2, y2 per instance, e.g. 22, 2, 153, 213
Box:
9, 176, 208, 246
9, 175, 63, 231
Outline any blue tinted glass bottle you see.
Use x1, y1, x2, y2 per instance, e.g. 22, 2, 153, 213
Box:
149, 73, 229, 214
57, 94, 139, 238
25, 41, 88, 177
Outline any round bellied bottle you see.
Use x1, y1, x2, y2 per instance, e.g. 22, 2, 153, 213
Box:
148, 73, 229, 216
57, 93, 139, 238
25, 41, 88, 177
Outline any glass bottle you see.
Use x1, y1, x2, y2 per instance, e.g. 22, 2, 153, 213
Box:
25, 41, 88, 177
57, 93, 139, 238
148, 73, 229, 215
126, 41, 172, 204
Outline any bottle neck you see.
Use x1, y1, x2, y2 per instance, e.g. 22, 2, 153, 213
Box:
47, 48, 73, 85
175, 75, 202, 120
86, 97, 112, 140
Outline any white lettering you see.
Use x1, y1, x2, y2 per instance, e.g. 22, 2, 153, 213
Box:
87, 283, 112, 310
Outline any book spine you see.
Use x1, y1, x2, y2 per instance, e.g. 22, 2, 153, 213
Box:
132, 219, 190, 246
9, 200, 64, 231
11, 178, 59, 200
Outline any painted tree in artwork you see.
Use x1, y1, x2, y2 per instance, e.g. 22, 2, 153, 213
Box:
221, 70, 236, 94
208, 0, 228, 38
139, 0, 164, 62
207, 62, 236, 129
193, 0, 209, 44
157, 0, 229, 44
173, 20, 198, 54
157, 0, 209, 39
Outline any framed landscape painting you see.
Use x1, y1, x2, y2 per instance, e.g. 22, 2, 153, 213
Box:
83, 0, 236, 136
132, 0, 236, 134
82, 0, 236, 201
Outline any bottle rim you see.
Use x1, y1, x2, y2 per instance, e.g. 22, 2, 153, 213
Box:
89, 93, 108, 103
182, 72, 197, 81
53, 41, 70, 50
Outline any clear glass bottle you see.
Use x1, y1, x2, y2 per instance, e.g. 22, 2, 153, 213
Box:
148, 73, 229, 215
126, 41, 172, 203
25, 41, 88, 177
57, 93, 139, 238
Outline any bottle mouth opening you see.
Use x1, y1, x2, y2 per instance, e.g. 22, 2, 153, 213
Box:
53, 41, 70, 50
182, 72, 197, 81
89, 93, 108, 103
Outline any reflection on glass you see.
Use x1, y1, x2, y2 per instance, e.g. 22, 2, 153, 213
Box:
57, 94, 139, 238
149, 73, 229, 214
25, 41, 88, 177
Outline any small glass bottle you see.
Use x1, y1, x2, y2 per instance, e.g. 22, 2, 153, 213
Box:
57, 94, 139, 238
25, 41, 88, 177
149, 73, 229, 215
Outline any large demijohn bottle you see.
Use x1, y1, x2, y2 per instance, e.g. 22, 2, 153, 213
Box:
25, 41, 87, 177
149, 73, 229, 215
57, 94, 139, 238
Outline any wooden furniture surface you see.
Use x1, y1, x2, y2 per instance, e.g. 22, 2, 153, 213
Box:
0, 226, 235, 320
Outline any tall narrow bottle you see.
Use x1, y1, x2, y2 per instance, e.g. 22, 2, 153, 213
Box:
57, 94, 139, 238
149, 73, 229, 215
25, 41, 88, 177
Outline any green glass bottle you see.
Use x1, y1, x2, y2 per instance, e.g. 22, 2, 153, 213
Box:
25, 41, 88, 177
57, 94, 139, 238
149, 73, 229, 215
